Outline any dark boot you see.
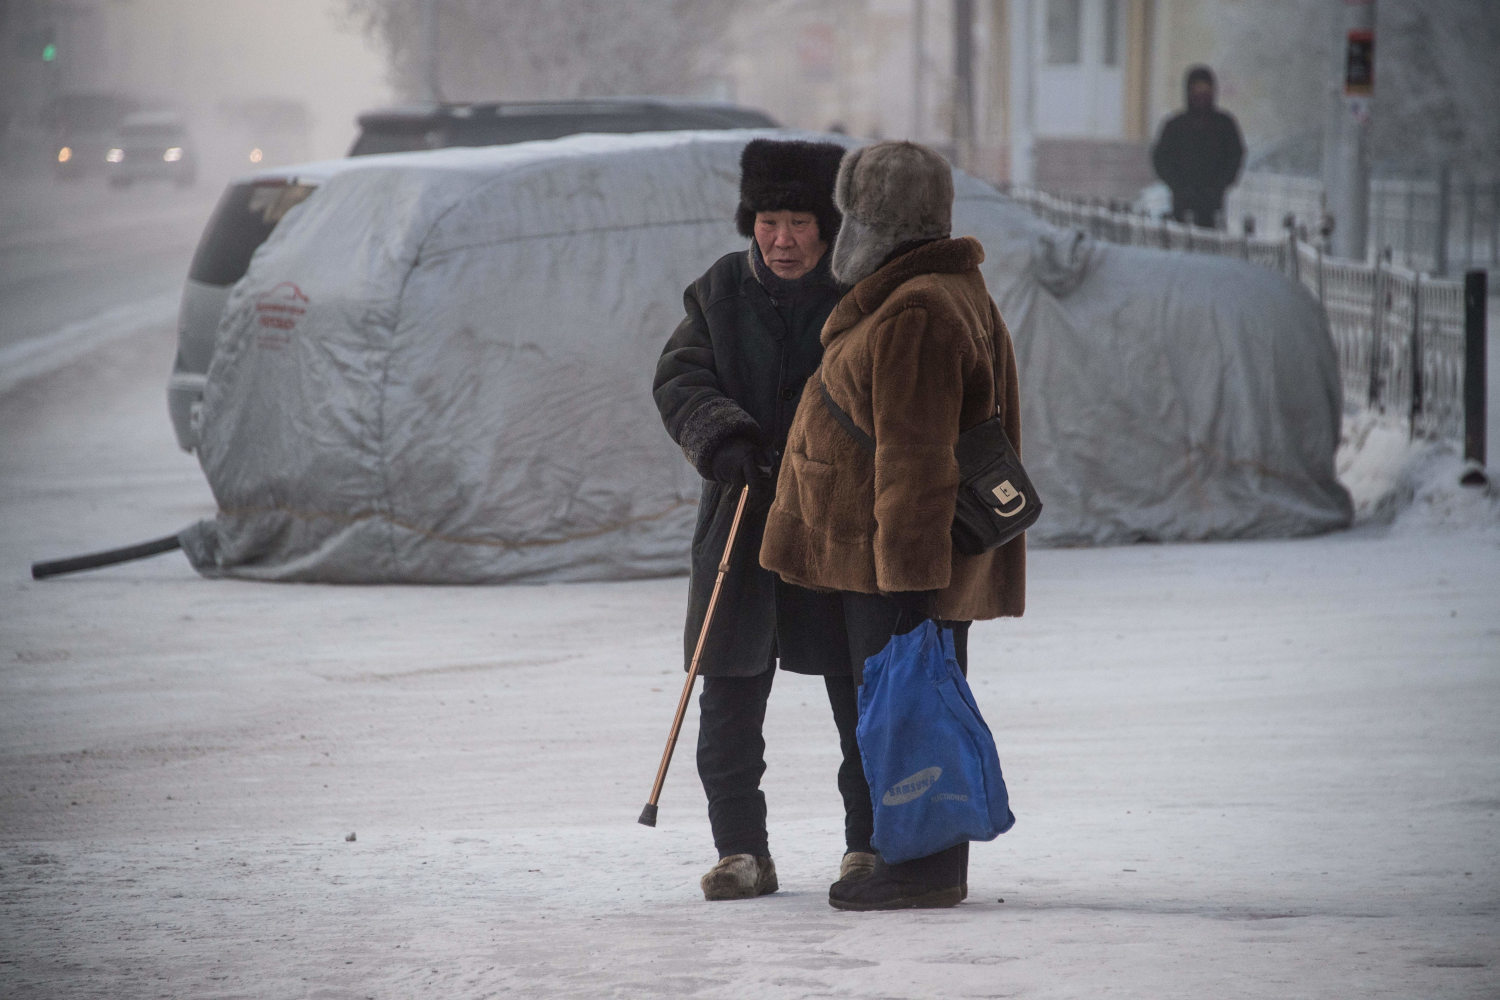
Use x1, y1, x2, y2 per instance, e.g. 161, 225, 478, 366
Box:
828, 844, 965, 911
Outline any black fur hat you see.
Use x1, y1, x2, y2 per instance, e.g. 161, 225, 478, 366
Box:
735, 138, 845, 242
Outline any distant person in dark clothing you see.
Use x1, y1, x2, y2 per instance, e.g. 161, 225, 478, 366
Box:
1151, 65, 1246, 228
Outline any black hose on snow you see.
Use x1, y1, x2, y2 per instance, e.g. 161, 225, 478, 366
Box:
31, 533, 184, 580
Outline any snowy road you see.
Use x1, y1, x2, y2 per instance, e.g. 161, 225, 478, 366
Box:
0, 176, 219, 356
0, 175, 221, 404
1, 170, 1498, 997
2, 257, 1498, 997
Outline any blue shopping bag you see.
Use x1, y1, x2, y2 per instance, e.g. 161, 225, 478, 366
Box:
857, 619, 1016, 864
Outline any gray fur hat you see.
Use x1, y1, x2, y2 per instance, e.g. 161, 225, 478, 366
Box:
830, 140, 954, 286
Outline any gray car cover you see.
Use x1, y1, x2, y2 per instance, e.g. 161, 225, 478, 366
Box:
180, 130, 1350, 582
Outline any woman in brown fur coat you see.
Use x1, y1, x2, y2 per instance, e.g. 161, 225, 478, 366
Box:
759, 140, 1027, 911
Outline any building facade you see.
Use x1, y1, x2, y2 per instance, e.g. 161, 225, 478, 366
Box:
723, 0, 1240, 200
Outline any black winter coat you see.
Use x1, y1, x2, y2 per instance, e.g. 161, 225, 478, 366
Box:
1151, 107, 1245, 227
653, 247, 846, 677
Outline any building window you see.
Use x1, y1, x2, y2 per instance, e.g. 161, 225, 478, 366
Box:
1102, 0, 1122, 67
1046, 0, 1081, 66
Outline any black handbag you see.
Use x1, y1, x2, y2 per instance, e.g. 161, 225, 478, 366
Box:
817, 379, 1041, 555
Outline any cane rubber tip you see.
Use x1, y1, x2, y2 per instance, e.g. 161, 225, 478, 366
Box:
638, 804, 658, 827
1460, 461, 1489, 488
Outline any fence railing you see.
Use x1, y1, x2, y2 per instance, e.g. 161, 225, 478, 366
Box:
1008, 187, 1483, 447
1230, 169, 1500, 276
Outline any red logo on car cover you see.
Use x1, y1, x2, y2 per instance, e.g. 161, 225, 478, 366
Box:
254, 282, 309, 346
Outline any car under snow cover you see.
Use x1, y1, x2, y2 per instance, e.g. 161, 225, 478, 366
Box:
170, 100, 782, 454
346, 98, 779, 156
169, 165, 335, 450
178, 131, 1351, 584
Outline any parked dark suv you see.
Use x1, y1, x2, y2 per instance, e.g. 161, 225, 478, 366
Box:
168, 98, 779, 451
348, 98, 777, 156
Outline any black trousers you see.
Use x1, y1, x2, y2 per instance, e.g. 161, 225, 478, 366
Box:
697, 665, 867, 859
696, 592, 969, 863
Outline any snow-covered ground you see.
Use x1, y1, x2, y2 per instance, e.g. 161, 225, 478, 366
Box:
2, 226, 1499, 999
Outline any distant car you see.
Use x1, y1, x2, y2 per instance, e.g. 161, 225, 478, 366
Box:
168, 98, 780, 451
49, 92, 140, 179
214, 96, 313, 171
348, 98, 778, 156
105, 111, 197, 188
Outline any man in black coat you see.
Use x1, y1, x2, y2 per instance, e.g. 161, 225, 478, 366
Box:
1151, 65, 1246, 228
654, 138, 876, 900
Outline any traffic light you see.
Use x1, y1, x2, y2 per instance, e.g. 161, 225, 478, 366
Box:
39, 26, 57, 62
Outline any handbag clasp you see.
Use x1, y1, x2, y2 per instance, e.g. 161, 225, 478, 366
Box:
990, 480, 1027, 516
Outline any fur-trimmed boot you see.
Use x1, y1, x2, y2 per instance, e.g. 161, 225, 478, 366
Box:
701, 854, 778, 901
839, 851, 877, 882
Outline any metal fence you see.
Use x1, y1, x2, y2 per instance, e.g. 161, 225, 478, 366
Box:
1304, 245, 1469, 441
1230, 170, 1500, 275
1009, 187, 1479, 444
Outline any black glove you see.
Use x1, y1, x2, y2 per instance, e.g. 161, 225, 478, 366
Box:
886, 589, 939, 631
710, 435, 774, 489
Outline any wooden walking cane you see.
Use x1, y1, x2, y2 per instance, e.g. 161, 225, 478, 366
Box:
639, 484, 751, 827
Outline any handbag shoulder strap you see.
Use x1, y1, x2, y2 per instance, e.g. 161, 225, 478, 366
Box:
818, 317, 1005, 453
817, 379, 875, 454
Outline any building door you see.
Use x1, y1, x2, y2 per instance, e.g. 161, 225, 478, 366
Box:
1035, 0, 1126, 137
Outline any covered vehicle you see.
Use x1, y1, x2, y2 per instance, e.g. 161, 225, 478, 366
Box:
168, 161, 341, 451
169, 100, 778, 452
348, 98, 778, 156
181, 131, 1350, 583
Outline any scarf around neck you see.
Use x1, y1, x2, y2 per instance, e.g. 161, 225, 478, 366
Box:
748, 240, 835, 304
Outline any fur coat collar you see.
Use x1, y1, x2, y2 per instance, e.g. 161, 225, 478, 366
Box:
824, 236, 985, 344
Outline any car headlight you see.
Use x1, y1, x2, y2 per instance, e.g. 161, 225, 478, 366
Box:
58, 146, 73, 163
163, 147, 184, 162
106, 148, 124, 163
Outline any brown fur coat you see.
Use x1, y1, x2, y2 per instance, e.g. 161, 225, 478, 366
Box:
759, 236, 1026, 621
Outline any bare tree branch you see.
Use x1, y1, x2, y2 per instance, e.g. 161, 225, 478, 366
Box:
337, 0, 738, 102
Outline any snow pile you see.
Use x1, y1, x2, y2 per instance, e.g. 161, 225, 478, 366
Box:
1393, 454, 1500, 535
1338, 413, 1500, 533
1337, 414, 1430, 524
